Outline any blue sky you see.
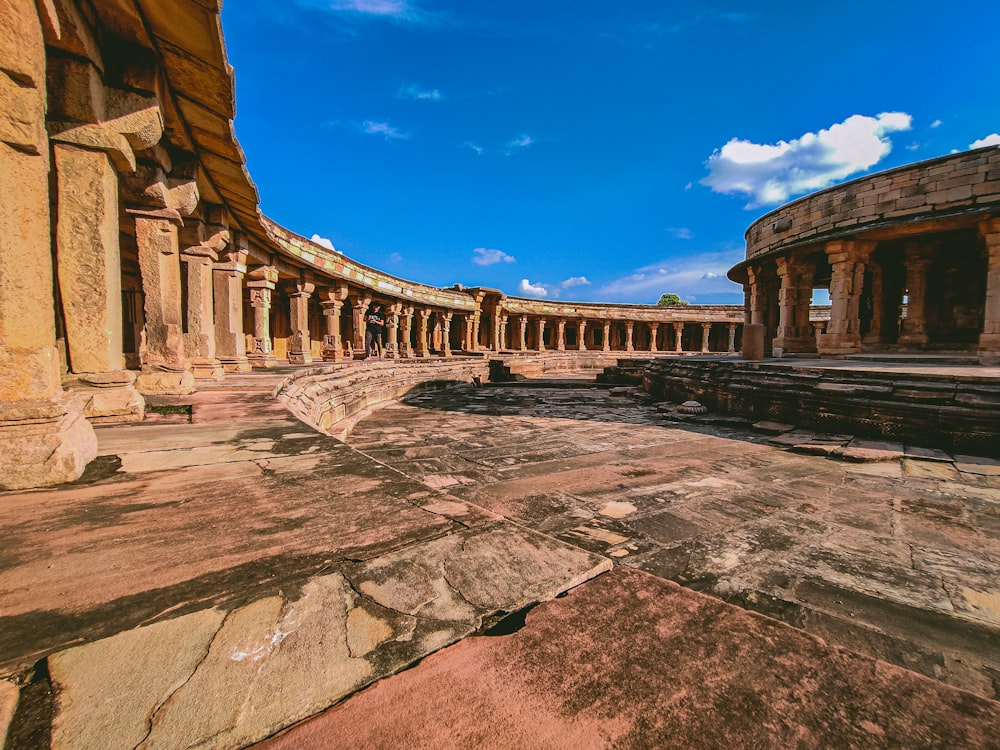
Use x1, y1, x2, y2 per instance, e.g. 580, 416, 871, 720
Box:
221, 1, 1000, 304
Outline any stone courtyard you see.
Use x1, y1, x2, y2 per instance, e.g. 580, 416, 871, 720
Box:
2, 366, 998, 748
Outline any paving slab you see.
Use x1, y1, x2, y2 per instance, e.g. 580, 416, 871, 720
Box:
255, 568, 1000, 750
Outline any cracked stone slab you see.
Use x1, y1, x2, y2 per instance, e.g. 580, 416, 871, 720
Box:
840, 439, 905, 463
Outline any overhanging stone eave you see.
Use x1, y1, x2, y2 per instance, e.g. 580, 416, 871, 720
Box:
729, 203, 999, 283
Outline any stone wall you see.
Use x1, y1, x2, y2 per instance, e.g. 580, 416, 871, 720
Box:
743, 147, 1000, 263
644, 359, 1000, 456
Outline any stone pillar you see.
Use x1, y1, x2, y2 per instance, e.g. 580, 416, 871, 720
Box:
673, 323, 684, 353
817, 240, 875, 356
213, 238, 252, 373
319, 285, 347, 361
536, 318, 547, 351
0, 0, 97, 488
350, 294, 371, 353
498, 315, 508, 351
285, 280, 314, 365
53, 143, 145, 421
979, 219, 1000, 363
131, 210, 196, 394
728, 323, 738, 354
602, 321, 611, 352
246, 266, 278, 367
898, 243, 933, 346
578, 320, 588, 351
416, 309, 432, 357
472, 311, 482, 351
773, 256, 817, 356
518, 316, 528, 351
648, 323, 659, 353
441, 312, 453, 357
625, 321, 635, 352
386, 304, 401, 358
180, 243, 223, 379
701, 323, 712, 353
556, 320, 567, 351
399, 307, 414, 358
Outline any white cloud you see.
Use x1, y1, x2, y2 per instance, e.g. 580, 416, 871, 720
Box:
930, 119, 943, 128
560, 276, 590, 288
970, 133, 1000, 149
329, 0, 406, 15
668, 227, 692, 240
463, 141, 484, 156
310, 234, 341, 253
363, 120, 409, 140
472, 247, 516, 266
905, 142, 920, 151
505, 134, 534, 155
702, 112, 913, 207
518, 279, 549, 298
597, 250, 745, 302
388, 252, 403, 263
398, 84, 442, 101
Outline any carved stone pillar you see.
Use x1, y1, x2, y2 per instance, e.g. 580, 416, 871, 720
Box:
285, 280, 314, 365
498, 315, 508, 350
578, 320, 588, 351
180, 243, 223, 379
399, 307, 414, 358
625, 321, 635, 352
416, 309, 432, 357
442, 312, 453, 357
673, 323, 684, 353
319, 285, 347, 361
979, 219, 1000, 363
602, 321, 611, 352
536, 318, 547, 351
773, 256, 817, 356
728, 323, 738, 354
648, 323, 659, 353
701, 323, 712, 353
247, 266, 278, 368
556, 320, 566, 351
213, 237, 252, 373
53, 143, 145, 421
0, 1, 97, 488
518, 316, 528, 351
817, 240, 875, 356
385, 303, 401, 358
898, 243, 933, 346
350, 294, 371, 353
132, 210, 196, 394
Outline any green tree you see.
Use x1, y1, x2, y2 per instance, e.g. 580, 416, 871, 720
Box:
657, 293, 689, 306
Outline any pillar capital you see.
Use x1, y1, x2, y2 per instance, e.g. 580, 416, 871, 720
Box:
247, 265, 278, 288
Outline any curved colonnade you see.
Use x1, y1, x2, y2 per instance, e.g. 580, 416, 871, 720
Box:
0, 0, 743, 489
729, 146, 1000, 360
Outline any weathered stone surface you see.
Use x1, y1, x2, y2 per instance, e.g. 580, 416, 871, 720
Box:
0, 679, 17, 748
840, 438, 905, 462
258, 569, 1000, 750
49, 609, 226, 750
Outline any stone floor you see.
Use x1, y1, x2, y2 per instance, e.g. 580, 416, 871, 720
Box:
1, 366, 998, 748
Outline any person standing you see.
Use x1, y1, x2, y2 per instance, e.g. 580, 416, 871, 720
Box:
365, 303, 386, 358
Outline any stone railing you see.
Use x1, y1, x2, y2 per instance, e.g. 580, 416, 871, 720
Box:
487, 352, 626, 382
276, 359, 490, 438
742, 146, 1000, 263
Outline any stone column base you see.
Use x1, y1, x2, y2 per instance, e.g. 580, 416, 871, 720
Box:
772, 335, 818, 358
0, 395, 98, 491
135, 364, 196, 395
898, 333, 929, 346
248, 354, 279, 368
188, 359, 225, 380
978, 333, 1000, 364
62, 371, 145, 424
288, 352, 314, 365
219, 356, 252, 374
816, 332, 861, 357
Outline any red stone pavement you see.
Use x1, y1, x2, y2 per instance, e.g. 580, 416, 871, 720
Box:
256, 567, 1000, 750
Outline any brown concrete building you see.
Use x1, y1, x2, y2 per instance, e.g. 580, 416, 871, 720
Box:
729, 148, 1000, 361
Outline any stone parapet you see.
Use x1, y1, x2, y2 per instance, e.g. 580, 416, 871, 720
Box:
643, 358, 1000, 456
737, 146, 1000, 270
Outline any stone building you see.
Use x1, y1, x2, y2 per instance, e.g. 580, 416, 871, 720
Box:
728, 148, 1000, 361
0, 0, 743, 490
